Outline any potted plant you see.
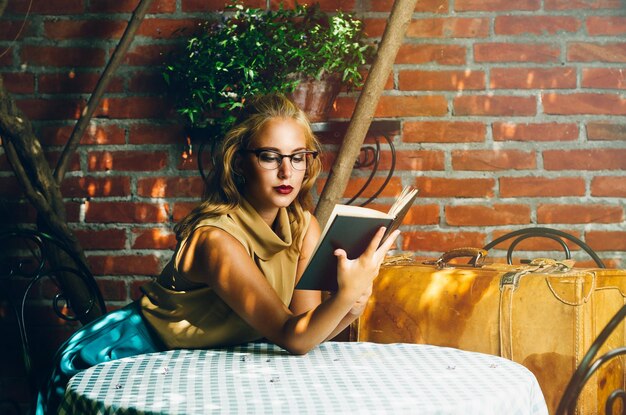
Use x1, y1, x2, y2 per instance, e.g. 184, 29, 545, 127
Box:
162, 1, 375, 141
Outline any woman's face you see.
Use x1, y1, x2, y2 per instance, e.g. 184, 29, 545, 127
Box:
239, 117, 309, 221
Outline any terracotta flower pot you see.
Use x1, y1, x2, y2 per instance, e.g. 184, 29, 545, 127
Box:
287, 74, 342, 122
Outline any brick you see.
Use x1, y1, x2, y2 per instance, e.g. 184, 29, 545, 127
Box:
129, 124, 185, 145
362, 18, 387, 38
20, 46, 105, 67
404, 121, 485, 143
178, 153, 203, 171
381, 150, 445, 171
6, 0, 84, 13
454, 95, 536, 116
493, 122, 578, 142
544, 149, 626, 170
591, 176, 626, 197
402, 231, 486, 252
368, 0, 448, 13
123, 44, 174, 66
87, 151, 168, 172
273, 0, 357, 11
499, 177, 585, 197
586, 16, 626, 35
130, 278, 156, 301
95, 97, 172, 119
0, 19, 34, 40
586, 231, 626, 251
446, 204, 531, 226
490, 68, 576, 89
399, 70, 485, 91
182, 0, 264, 11
3, 73, 35, 94
543, 93, 626, 115
545, 0, 622, 10
61, 176, 132, 198
568, 42, 626, 63
172, 202, 198, 222
64, 201, 82, 223
0, 176, 23, 197
316, 177, 404, 200
582, 68, 626, 89
375, 95, 448, 117
88, 0, 176, 13
395, 44, 466, 65
45, 151, 81, 172
38, 72, 124, 94
537, 204, 623, 224
452, 150, 536, 171
16, 98, 85, 120
132, 228, 177, 250
402, 204, 440, 225
85, 202, 170, 223
40, 124, 126, 146
137, 177, 205, 198
475, 43, 560, 63
87, 255, 161, 276
495, 16, 580, 35
128, 71, 168, 94
414, 177, 495, 198
96, 278, 128, 301
455, 0, 539, 11
138, 19, 205, 39
406, 18, 489, 38
332, 95, 448, 119
44, 19, 126, 40
587, 122, 626, 141
74, 228, 127, 250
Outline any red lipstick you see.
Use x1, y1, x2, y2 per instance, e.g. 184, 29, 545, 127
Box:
274, 185, 293, 195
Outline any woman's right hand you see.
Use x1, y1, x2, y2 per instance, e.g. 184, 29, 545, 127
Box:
333, 227, 400, 301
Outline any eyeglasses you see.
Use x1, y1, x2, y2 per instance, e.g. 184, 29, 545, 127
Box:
241, 149, 318, 171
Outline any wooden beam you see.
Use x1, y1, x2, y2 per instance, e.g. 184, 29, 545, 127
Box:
314, 0, 418, 227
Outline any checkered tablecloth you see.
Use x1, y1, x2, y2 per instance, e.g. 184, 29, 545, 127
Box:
59, 342, 548, 414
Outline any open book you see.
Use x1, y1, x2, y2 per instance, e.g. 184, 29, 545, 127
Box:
296, 186, 419, 291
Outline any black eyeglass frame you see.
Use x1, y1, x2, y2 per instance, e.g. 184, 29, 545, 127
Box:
240, 149, 319, 170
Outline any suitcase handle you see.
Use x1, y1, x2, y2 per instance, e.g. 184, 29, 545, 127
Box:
434, 247, 488, 269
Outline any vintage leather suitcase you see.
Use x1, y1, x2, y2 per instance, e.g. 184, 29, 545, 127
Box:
357, 249, 626, 415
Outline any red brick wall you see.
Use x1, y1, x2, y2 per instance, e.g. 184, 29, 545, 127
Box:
1, 0, 625, 408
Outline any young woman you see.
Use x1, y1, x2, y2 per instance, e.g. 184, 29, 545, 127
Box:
37, 94, 399, 413
140, 93, 400, 354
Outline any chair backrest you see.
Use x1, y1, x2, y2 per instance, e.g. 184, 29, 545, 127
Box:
0, 228, 106, 393
556, 303, 626, 415
482, 227, 606, 268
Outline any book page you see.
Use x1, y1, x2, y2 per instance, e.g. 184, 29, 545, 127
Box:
318, 204, 390, 242
388, 186, 419, 217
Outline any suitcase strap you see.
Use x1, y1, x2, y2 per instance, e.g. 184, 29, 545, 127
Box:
499, 258, 578, 359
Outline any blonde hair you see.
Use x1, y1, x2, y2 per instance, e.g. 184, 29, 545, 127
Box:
175, 94, 322, 244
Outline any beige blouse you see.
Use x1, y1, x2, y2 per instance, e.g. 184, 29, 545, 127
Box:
140, 198, 311, 349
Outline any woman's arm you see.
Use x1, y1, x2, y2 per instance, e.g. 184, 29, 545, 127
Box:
179, 224, 398, 355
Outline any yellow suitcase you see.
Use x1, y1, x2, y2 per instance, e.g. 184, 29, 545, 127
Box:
357, 248, 626, 414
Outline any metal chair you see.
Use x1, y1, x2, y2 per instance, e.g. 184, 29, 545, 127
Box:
556, 303, 626, 415
0, 228, 106, 412
483, 227, 606, 268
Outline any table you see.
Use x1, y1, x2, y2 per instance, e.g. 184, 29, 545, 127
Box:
59, 342, 548, 415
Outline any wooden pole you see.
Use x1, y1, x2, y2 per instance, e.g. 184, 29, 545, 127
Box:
54, 0, 155, 183
314, 0, 418, 227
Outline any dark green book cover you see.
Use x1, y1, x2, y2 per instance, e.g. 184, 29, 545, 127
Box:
296, 215, 393, 291
296, 186, 418, 292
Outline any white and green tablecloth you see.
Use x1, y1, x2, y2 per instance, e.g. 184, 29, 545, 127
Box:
59, 342, 548, 414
